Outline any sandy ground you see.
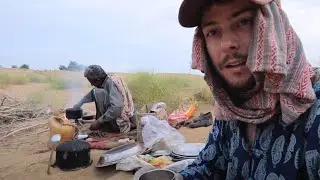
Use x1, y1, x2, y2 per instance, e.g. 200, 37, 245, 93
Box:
0, 78, 213, 180
0, 121, 211, 180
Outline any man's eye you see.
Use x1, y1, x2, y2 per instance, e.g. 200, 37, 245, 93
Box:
206, 29, 220, 37
238, 18, 253, 27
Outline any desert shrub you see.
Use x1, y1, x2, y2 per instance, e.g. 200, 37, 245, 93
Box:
193, 87, 214, 104
27, 74, 48, 83
11, 65, 17, 68
127, 73, 204, 112
27, 92, 44, 104
0, 73, 10, 88
0, 72, 30, 88
47, 77, 66, 90
10, 75, 29, 85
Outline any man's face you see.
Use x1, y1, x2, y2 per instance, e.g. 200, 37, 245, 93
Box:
87, 78, 102, 88
201, 0, 256, 89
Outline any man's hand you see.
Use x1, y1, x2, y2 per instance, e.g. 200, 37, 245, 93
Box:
89, 120, 101, 131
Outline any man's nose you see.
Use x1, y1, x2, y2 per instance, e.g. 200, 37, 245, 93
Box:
220, 31, 240, 55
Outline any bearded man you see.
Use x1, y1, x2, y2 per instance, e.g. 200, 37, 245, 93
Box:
177, 0, 320, 179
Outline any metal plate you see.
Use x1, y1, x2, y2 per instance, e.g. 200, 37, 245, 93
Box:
170, 152, 198, 158
170, 143, 205, 157
171, 157, 197, 162
96, 142, 143, 168
151, 150, 171, 157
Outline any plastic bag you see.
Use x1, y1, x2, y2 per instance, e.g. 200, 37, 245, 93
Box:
116, 155, 152, 171
141, 115, 185, 149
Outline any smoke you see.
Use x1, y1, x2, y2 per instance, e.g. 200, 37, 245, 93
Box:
63, 71, 90, 109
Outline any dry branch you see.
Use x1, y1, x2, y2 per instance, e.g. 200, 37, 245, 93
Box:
0, 97, 6, 106
0, 93, 51, 127
0, 122, 48, 140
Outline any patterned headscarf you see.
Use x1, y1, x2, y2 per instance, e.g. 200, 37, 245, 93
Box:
84, 65, 107, 80
192, 1, 319, 128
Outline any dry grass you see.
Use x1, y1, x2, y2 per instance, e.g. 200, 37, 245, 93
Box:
0, 69, 213, 112
0, 68, 88, 90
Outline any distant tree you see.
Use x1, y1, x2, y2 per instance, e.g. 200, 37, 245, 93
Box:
20, 64, 30, 69
59, 65, 68, 70
59, 61, 86, 71
11, 65, 18, 68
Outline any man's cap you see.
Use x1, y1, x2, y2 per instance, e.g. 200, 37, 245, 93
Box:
178, 0, 274, 28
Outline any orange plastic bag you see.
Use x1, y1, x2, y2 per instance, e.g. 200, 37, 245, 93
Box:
185, 101, 198, 119
168, 98, 198, 127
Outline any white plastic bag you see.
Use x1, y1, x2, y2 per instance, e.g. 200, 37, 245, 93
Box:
141, 115, 185, 149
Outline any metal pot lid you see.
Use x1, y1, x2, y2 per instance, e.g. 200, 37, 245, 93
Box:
170, 143, 205, 157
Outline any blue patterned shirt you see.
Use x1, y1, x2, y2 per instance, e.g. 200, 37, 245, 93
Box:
180, 81, 320, 180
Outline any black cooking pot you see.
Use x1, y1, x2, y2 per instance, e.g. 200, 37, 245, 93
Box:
55, 140, 92, 171
65, 107, 83, 119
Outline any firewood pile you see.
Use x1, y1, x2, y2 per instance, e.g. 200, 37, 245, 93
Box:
0, 93, 51, 125
0, 93, 53, 140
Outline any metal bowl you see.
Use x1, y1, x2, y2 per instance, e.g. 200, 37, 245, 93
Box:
139, 169, 175, 180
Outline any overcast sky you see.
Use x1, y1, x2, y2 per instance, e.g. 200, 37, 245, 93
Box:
0, 0, 319, 73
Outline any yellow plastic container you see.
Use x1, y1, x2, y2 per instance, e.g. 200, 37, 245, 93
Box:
48, 116, 77, 144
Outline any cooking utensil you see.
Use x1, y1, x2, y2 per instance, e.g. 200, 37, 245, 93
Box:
139, 169, 176, 180
55, 139, 92, 171
65, 107, 83, 120
82, 114, 95, 120
47, 134, 61, 175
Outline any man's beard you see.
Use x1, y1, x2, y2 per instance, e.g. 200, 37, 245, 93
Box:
218, 53, 255, 90
219, 72, 258, 105
225, 74, 257, 95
